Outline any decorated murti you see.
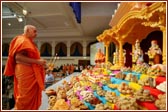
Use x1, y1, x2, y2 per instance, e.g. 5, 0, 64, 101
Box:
87, 50, 112, 83
95, 48, 105, 68
147, 40, 162, 65
111, 47, 122, 70
132, 39, 144, 66
113, 49, 119, 65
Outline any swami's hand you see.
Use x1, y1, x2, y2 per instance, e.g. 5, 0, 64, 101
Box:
37, 59, 47, 66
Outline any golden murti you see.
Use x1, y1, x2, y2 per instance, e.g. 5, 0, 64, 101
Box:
147, 40, 162, 65
95, 48, 105, 64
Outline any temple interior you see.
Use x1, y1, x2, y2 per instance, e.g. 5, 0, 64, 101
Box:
2, 2, 167, 111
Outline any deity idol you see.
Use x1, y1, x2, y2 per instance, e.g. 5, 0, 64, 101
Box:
147, 40, 162, 65
95, 48, 105, 65
132, 39, 144, 65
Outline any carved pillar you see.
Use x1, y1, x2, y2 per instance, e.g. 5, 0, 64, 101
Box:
51, 41, 56, 56
83, 41, 87, 56
119, 40, 124, 67
160, 26, 166, 65
116, 45, 119, 65
67, 41, 71, 57
105, 42, 110, 63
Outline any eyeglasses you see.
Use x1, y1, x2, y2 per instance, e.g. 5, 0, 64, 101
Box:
33, 30, 37, 33
32, 29, 37, 33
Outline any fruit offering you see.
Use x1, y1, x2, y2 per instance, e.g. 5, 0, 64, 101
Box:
147, 64, 166, 77
132, 63, 149, 74
138, 77, 156, 88
117, 82, 134, 95
107, 83, 118, 89
116, 97, 139, 110
133, 88, 155, 102
96, 86, 106, 96
105, 91, 118, 103
155, 94, 166, 110
95, 103, 112, 110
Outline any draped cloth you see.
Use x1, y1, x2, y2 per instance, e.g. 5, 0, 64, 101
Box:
4, 35, 45, 110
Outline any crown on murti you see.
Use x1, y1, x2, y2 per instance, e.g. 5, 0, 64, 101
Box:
136, 39, 139, 43
151, 40, 157, 44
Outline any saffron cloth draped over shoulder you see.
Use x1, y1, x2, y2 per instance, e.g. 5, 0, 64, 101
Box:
4, 35, 45, 110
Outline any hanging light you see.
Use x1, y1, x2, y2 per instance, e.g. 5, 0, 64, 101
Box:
17, 17, 23, 22
114, 9, 117, 13
117, 3, 120, 8
13, 13, 16, 17
23, 9, 28, 15
8, 23, 11, 26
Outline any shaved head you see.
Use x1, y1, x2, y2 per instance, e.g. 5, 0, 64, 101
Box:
24, 25, 36, 34
23, 25, 37, 39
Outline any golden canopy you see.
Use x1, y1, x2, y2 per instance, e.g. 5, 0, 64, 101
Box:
97, 2, 166, 68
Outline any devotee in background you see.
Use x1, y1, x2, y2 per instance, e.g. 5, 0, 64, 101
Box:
7, 77, 15, 109
45, 70, 55, 88
3, 25, 47, 110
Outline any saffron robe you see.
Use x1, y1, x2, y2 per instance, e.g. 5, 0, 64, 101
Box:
4, 35, 45, 110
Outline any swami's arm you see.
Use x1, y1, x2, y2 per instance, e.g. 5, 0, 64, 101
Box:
15, 50, 46, 66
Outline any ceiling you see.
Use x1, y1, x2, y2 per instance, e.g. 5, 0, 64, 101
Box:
2, 2, 120, 39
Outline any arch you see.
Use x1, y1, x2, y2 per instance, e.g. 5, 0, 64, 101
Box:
70, 42, 83, 56
55, 42, 67, 57
40, 42, 52, 56
2, 43, 9, 56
